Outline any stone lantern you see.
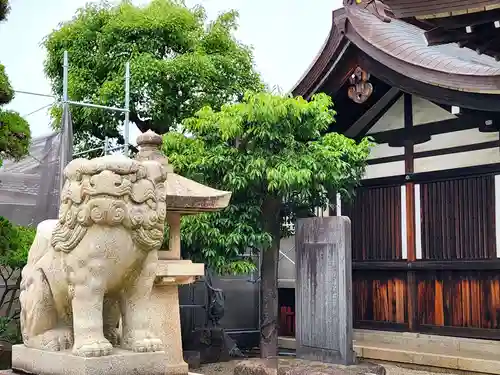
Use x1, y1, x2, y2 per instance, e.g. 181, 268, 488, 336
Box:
136, 130, 231, 375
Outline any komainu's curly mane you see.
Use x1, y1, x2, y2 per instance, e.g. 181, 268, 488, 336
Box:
51, 156, 167, 253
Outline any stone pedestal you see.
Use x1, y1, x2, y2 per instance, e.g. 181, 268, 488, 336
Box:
149, 259, 204, 375
295, 217, 356, 365
11, 347, 167, 375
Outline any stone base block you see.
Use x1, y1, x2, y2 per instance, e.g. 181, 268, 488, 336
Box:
11, 345, 167, 375
297, 346, 357, 366
3, 371, 202, 375
165, 361, 189, 375
234, 358, 386, 375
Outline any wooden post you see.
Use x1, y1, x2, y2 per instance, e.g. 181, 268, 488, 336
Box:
403, 93, 418, 332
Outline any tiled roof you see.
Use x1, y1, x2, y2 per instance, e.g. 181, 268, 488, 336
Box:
347, 5, 500, 76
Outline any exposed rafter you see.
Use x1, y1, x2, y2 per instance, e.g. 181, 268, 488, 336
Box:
428, 8, 500, 30
377, 2, 500, 58
422, 19, 500, 58
346, 87, 401, 138
424, 27, 469, 45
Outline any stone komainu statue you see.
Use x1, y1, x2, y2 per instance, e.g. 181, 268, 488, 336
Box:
19, 156, 167, 357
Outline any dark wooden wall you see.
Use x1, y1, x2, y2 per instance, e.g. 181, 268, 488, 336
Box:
420, 176, 496, 260
277, 94, 500, 340
349, 172, 500, 340
343, 186, 402, 261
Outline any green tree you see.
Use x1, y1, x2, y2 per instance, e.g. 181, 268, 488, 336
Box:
0, 0, 7, 20
0, 216, 35, 344
0, 1, 31, 167
164, 91, 371, 358
43, 0, 262, 153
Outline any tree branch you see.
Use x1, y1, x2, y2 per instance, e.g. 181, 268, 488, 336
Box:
129, 112, 153, 133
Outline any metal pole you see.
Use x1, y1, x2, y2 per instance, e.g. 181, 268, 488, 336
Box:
14, 90, 56, 99
59, 51, 69, 194
67, 100, 128, 112
73, 144, 126, 158
124, 61, 130, 156
63, 51, 69, 104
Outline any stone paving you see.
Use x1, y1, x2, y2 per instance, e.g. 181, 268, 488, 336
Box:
200, 360, 456, 375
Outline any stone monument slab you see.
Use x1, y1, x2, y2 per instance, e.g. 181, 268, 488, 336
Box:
11, 346, 167, 375
295, 216, 355, 365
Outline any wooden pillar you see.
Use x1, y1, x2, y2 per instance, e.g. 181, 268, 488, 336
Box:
403, 93, 418, 332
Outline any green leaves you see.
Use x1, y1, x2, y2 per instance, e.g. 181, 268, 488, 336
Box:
0, 217, 35, 269
0, 3, 31, 166
0, 216, 33, 345
0, 65, 13, 105
0, 0, 8, 22
164, 91, 371, 274
0, 109, 31, 163
43, 0, 263, 152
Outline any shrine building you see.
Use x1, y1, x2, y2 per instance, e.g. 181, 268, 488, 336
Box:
277, 1, 500, 373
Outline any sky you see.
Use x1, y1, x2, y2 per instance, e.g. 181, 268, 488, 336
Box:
0, 0, 342, 141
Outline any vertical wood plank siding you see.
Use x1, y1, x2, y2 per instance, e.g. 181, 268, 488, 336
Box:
418, 271, 500, 330
353, 270, 408, 325
343, 186, 402, 261
348, 175, 499, 337
279, 174, 500, 339
419, 176, 496, 260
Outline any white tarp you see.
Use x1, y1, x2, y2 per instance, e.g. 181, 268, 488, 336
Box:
0, 105, 73, 227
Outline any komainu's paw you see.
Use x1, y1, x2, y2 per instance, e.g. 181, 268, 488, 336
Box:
131, 337, 163, 353
27, 328, 73, 352
104, 327, 121, 347
123, 331, 163, 352
73, 339, 113, 357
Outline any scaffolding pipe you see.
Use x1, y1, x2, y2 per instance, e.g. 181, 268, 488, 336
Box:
73, 146, 103, 157
23, 102, 55, 118
67, 100, 128, 112
124, 62, 130, 156
63, 52, 69, 104
73, 144, 125, 158
14, 90, 55, 99
59, 51, 69, 195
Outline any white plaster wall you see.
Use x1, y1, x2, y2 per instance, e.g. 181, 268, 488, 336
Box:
367, 96, 404, 134
413, 96, 456, 126
364, 160, 405, 180
368, 143, 404, 159
414, 148, 500, 173
414, 128, 498, 153
366, 95, 456, 135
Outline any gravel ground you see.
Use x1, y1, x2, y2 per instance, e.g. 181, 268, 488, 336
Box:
199, 360, 456, 375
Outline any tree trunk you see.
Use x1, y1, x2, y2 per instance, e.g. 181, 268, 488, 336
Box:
259, 196, 281, 359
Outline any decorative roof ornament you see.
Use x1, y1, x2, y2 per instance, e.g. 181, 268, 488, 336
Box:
347, 67, 373, 104
344, 0, 391, 23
